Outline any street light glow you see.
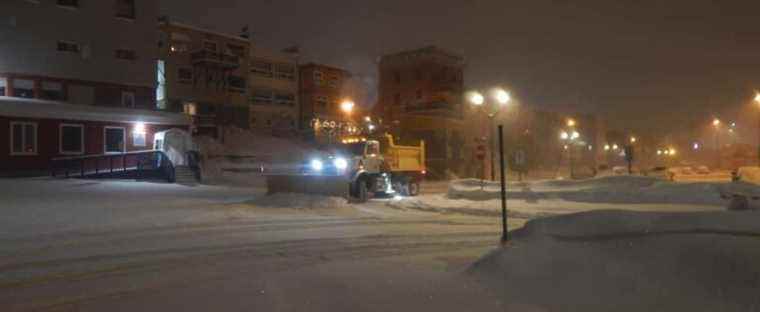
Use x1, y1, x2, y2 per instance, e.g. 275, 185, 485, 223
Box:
669, 148, 677, 156
612, 144, 619, 150
340, 100, 355, 114
755, 92, 760, 103
560, 131, 569, 140
630, 136, 637, 144
571, 131, 580, 140
693, 142, 700, 150
567, 118, 576, 127
469, 92, 485, 106
713, 118, 721, 127
604, 144, 611, 151
494, 89, 511, 105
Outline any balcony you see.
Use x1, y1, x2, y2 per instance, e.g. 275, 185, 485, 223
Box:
192, 114, 217, 127
190, 50, 239, 69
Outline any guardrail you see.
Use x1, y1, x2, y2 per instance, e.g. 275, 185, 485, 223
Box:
50, 150, 176, 183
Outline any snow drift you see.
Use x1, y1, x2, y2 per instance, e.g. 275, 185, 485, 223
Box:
246, 193, 351, 210
470, 210, 760, 311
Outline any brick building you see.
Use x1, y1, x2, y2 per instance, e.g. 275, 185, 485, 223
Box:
377, 46, 468, 178
248, 46, 300, 136
157, 18, 250, 137
299, 63, 358, 142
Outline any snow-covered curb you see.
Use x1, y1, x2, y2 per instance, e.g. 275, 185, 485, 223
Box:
246, 193, 352, 210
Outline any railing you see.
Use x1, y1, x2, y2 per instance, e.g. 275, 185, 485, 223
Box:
50, 150, 176, 183
190, 50, 239, 68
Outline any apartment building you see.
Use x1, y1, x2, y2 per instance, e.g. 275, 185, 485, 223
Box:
248, 46, 299, 136
377, 46, 468, 178
0, 1, 189, 175
157, 18, 250, 137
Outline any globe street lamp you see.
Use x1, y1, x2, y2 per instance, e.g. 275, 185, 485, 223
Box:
560, 130, 580, 178
713, 118, 721, 168
468, 88, 512, 181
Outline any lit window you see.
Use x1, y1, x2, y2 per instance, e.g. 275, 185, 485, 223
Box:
57, 41, 80, 53
104, 127, 126, 153
183, 102, 197, 115
115, 0, 136, 19
10, 122, 37, 155
170, 43, 189, 53
57, 0, 78, 8
122, 91, 135, 108
115, 49, 137, 60
13, 79, 35, 99
132, 125, 147, 147
60, 124, 84, 155
41, 81, 64, 101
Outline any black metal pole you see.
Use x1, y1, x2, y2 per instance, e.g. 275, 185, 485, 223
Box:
490, 117, 496, 181
498, 125, 508, 244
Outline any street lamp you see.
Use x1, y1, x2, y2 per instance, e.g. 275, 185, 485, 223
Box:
560, 129, 581, 178
468, 88, 512, 181
567, 118, 576, 128
340, 100, 355, 115
755, 93, 760, 165
713, 118, 721, 168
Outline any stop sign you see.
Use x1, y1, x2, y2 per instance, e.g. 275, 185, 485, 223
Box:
475, 145, 486, 160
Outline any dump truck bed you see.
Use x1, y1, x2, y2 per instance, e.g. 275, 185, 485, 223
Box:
383, 134, 425, 173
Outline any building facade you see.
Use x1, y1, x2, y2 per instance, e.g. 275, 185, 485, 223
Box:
0, 0, 158, 108
299, 63, 357, 142
377, 46, 468, 178
0, 1, 190, 176
248, 46, 299, 136
157, 18, 250, 137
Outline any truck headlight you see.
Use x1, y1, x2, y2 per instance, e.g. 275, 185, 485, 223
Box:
333, 157, 348, 170
310, 159, 324, 171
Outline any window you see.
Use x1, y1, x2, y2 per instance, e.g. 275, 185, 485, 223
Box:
115, 49, 137, 60
115, 0, 136, 19
59, 124, 84, 155
13, 79, 34, 99
104, 127, 126, 153
226, 44, 246, 57
203, 41, 217, 52
178, 68, 193, 84
251, 59, 274, 77
57, 0, 78, 8
0, 78, 6, 96
228, 76, 246, 92
57, 41, 80, 53
313, 70, 324, 84
41, 81, 64, 101
275, 63, 295, 80
10, 122, 37, 155
183, 102, 197, 115
122, 91, 135, 108
275, 93, 295, 107
156, 60, 166, 103
251, 89, 273, 105
315, 96, 328, 109
170, 43, 189, 53
327, 75, 339, 88
132, 128, 146, 147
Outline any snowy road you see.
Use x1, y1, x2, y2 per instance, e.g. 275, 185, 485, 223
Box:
0, 177, 733, 311
0, 179, 512, 311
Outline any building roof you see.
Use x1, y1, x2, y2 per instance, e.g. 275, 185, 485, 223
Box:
159, 20, 250, 43
380, 46, 465, 65
0, 97, 191, 126
299, 62, 351, 75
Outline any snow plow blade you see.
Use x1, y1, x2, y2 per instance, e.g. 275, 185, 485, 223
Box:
266, 175, 350, 198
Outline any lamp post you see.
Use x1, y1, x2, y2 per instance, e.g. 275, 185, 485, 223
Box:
713, 118, 721, 169
468, 88, 512, 181
560, 129, 580, 178
755, 93, 760, 165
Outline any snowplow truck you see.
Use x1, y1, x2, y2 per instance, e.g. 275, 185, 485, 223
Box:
266, 134, 426, 202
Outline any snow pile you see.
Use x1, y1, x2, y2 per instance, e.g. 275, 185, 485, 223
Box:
448, 176, 725, 206
196, 127, 317, 185
470, 210, 760, 311
246, 193, 351, 210
386, 195, 557, 219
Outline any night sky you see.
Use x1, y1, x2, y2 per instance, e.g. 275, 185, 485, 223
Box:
161, 0, 760, 135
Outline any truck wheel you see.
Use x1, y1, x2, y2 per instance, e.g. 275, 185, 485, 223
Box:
728, 196, 749, 211
408, 182, 420, 196
352, 180, 369, 203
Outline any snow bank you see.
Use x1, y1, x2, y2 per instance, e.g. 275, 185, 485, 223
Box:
196, 127, 317, 185
448, 176, 725, 206
246, 193, 351, 210
470, 210, 760, 311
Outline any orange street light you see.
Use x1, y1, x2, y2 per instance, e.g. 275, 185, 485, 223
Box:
340, 100, 355, 114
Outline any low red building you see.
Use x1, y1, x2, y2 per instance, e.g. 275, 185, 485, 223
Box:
0, 97, 191, 176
